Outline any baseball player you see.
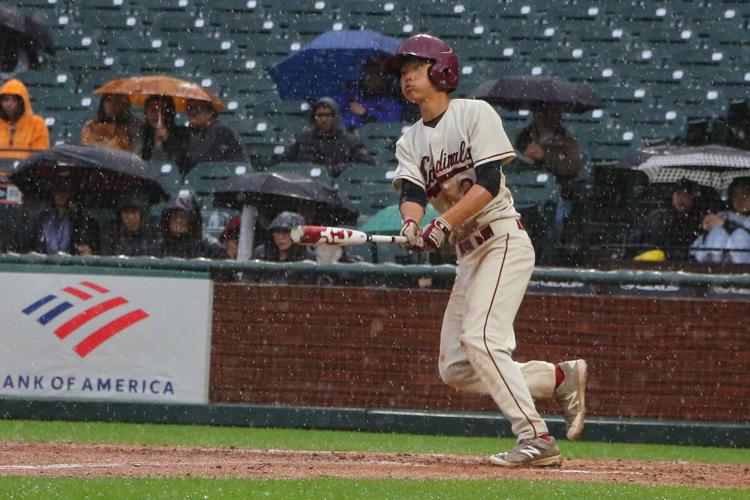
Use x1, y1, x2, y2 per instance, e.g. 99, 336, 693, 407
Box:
386, 34, 588, 467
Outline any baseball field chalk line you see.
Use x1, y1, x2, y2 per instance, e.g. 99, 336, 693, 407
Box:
0, 463, 129, 470
0, 462, 643, 476
560, 469, 645, 476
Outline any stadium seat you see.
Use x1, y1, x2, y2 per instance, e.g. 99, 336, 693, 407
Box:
144, 161, 184, 196
182, 161, 251, 237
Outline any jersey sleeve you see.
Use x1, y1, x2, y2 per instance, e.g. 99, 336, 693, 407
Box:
392, 135, 425, 192
468, 100, 516, 168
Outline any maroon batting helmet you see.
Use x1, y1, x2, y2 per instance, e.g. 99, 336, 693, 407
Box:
385, 34, 459, 93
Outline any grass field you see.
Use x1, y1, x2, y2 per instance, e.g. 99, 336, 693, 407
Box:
1, 419, 748, 499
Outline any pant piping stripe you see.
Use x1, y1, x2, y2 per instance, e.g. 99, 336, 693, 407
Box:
481, 233, 539, 439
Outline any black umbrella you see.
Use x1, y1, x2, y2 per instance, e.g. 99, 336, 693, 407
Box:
469, 76, 603, 113
620, 144, 750, 191
0, 3, 54, 54
11, 144, 168, 208
213, 171, 358, 226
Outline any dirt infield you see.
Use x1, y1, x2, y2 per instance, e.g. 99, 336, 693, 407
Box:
1, 442, 748, 489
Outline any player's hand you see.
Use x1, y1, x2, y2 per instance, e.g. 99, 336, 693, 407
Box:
400, 218, 423, 250
421, 217, 452, 251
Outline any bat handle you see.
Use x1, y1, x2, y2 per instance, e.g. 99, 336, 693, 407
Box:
369, 235, 408, 245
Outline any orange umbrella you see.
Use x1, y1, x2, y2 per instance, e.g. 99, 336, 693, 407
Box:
93, 75, 225, 112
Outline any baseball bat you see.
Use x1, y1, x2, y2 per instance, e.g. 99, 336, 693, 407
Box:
291, 225, 407, 246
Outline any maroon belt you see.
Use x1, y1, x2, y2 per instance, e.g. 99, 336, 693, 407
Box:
457, 219, 525, 257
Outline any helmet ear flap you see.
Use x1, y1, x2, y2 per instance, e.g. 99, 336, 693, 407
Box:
430, 65, 457, 92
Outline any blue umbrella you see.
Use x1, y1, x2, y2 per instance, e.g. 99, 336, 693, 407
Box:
268, 30, 401, 101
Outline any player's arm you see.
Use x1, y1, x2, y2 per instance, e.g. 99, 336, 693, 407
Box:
421, 160, 509, 250
399, 180, 427, 250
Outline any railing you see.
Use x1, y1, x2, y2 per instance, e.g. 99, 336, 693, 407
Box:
1, 253, 749, 288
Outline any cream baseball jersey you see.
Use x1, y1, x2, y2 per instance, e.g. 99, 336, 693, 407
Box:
393, 99, 519, 233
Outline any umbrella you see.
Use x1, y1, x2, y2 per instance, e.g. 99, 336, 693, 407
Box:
10, 144, 168, 208
268, 29, 401, 101
93, 75, 225, 112
359, 203, 439, 235
0, 3, 54, 54
621, 144, 750, 191
213, 171, 358, 226
469, 76, 603, 113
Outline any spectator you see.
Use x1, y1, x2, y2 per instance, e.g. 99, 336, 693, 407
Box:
158, 191, 226, 259
80, 93, 143, 154
253, 211, 314, 262
334, 55, 404, 131
182, 98, 245, 173
0, 78, 48, 159
627, 180, 705, 261
100, 190, 160, 256
515, 107, 582, 241
24, 179, 99, 255
140, 95, 190, 165
279, 97, 375, 177
690, 177, 750, 264
220, 216, 240, 261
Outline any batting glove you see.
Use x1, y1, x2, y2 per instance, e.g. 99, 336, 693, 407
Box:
399, 218, 424, 250
421, 217, 452, 251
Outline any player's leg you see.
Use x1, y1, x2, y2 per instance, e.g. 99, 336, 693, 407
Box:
438, 265, 487, 394
458, 228, 561, 466
517, 358, 587, 441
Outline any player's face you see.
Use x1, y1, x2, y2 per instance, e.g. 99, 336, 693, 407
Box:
399, 60, 432, 104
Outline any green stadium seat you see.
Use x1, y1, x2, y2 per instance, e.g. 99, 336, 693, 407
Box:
182, 161, 253, 239
144, 160, 184, 196
153, 12, 209, 34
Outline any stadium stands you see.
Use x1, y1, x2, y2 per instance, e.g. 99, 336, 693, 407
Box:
4, 0, 750, 264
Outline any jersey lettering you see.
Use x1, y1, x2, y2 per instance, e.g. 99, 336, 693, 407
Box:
419, 141, 474, 196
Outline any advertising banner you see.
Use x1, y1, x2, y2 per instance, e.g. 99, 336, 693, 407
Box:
0, 270, 213, 404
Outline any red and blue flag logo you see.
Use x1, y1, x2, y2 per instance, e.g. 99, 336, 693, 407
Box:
22, 280, 149, 358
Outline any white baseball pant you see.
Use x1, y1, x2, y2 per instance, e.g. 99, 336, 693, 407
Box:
439, 217, 556, 441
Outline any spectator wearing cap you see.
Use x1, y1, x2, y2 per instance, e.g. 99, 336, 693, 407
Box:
253, 211, 314, 262
627, 180, 705, 261
80, 93, 143, 154
183, 98, 245, 174
100, 190, 160, 256
158, 191, 226, 259
278, 97, 375, 178
0, 78, 48, 159
24, 180, 99, 255
691, 177, 750, 264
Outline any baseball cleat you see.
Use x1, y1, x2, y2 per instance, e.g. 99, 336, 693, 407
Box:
489, 436, 563, 467
555, 359, 588, 441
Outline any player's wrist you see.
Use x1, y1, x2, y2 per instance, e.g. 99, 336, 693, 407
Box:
433, 217, 452, 236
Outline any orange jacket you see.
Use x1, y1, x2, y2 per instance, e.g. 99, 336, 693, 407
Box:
0, 79, 49, 159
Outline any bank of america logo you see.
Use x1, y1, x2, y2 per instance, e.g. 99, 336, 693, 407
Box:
22, 280, 149, 358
